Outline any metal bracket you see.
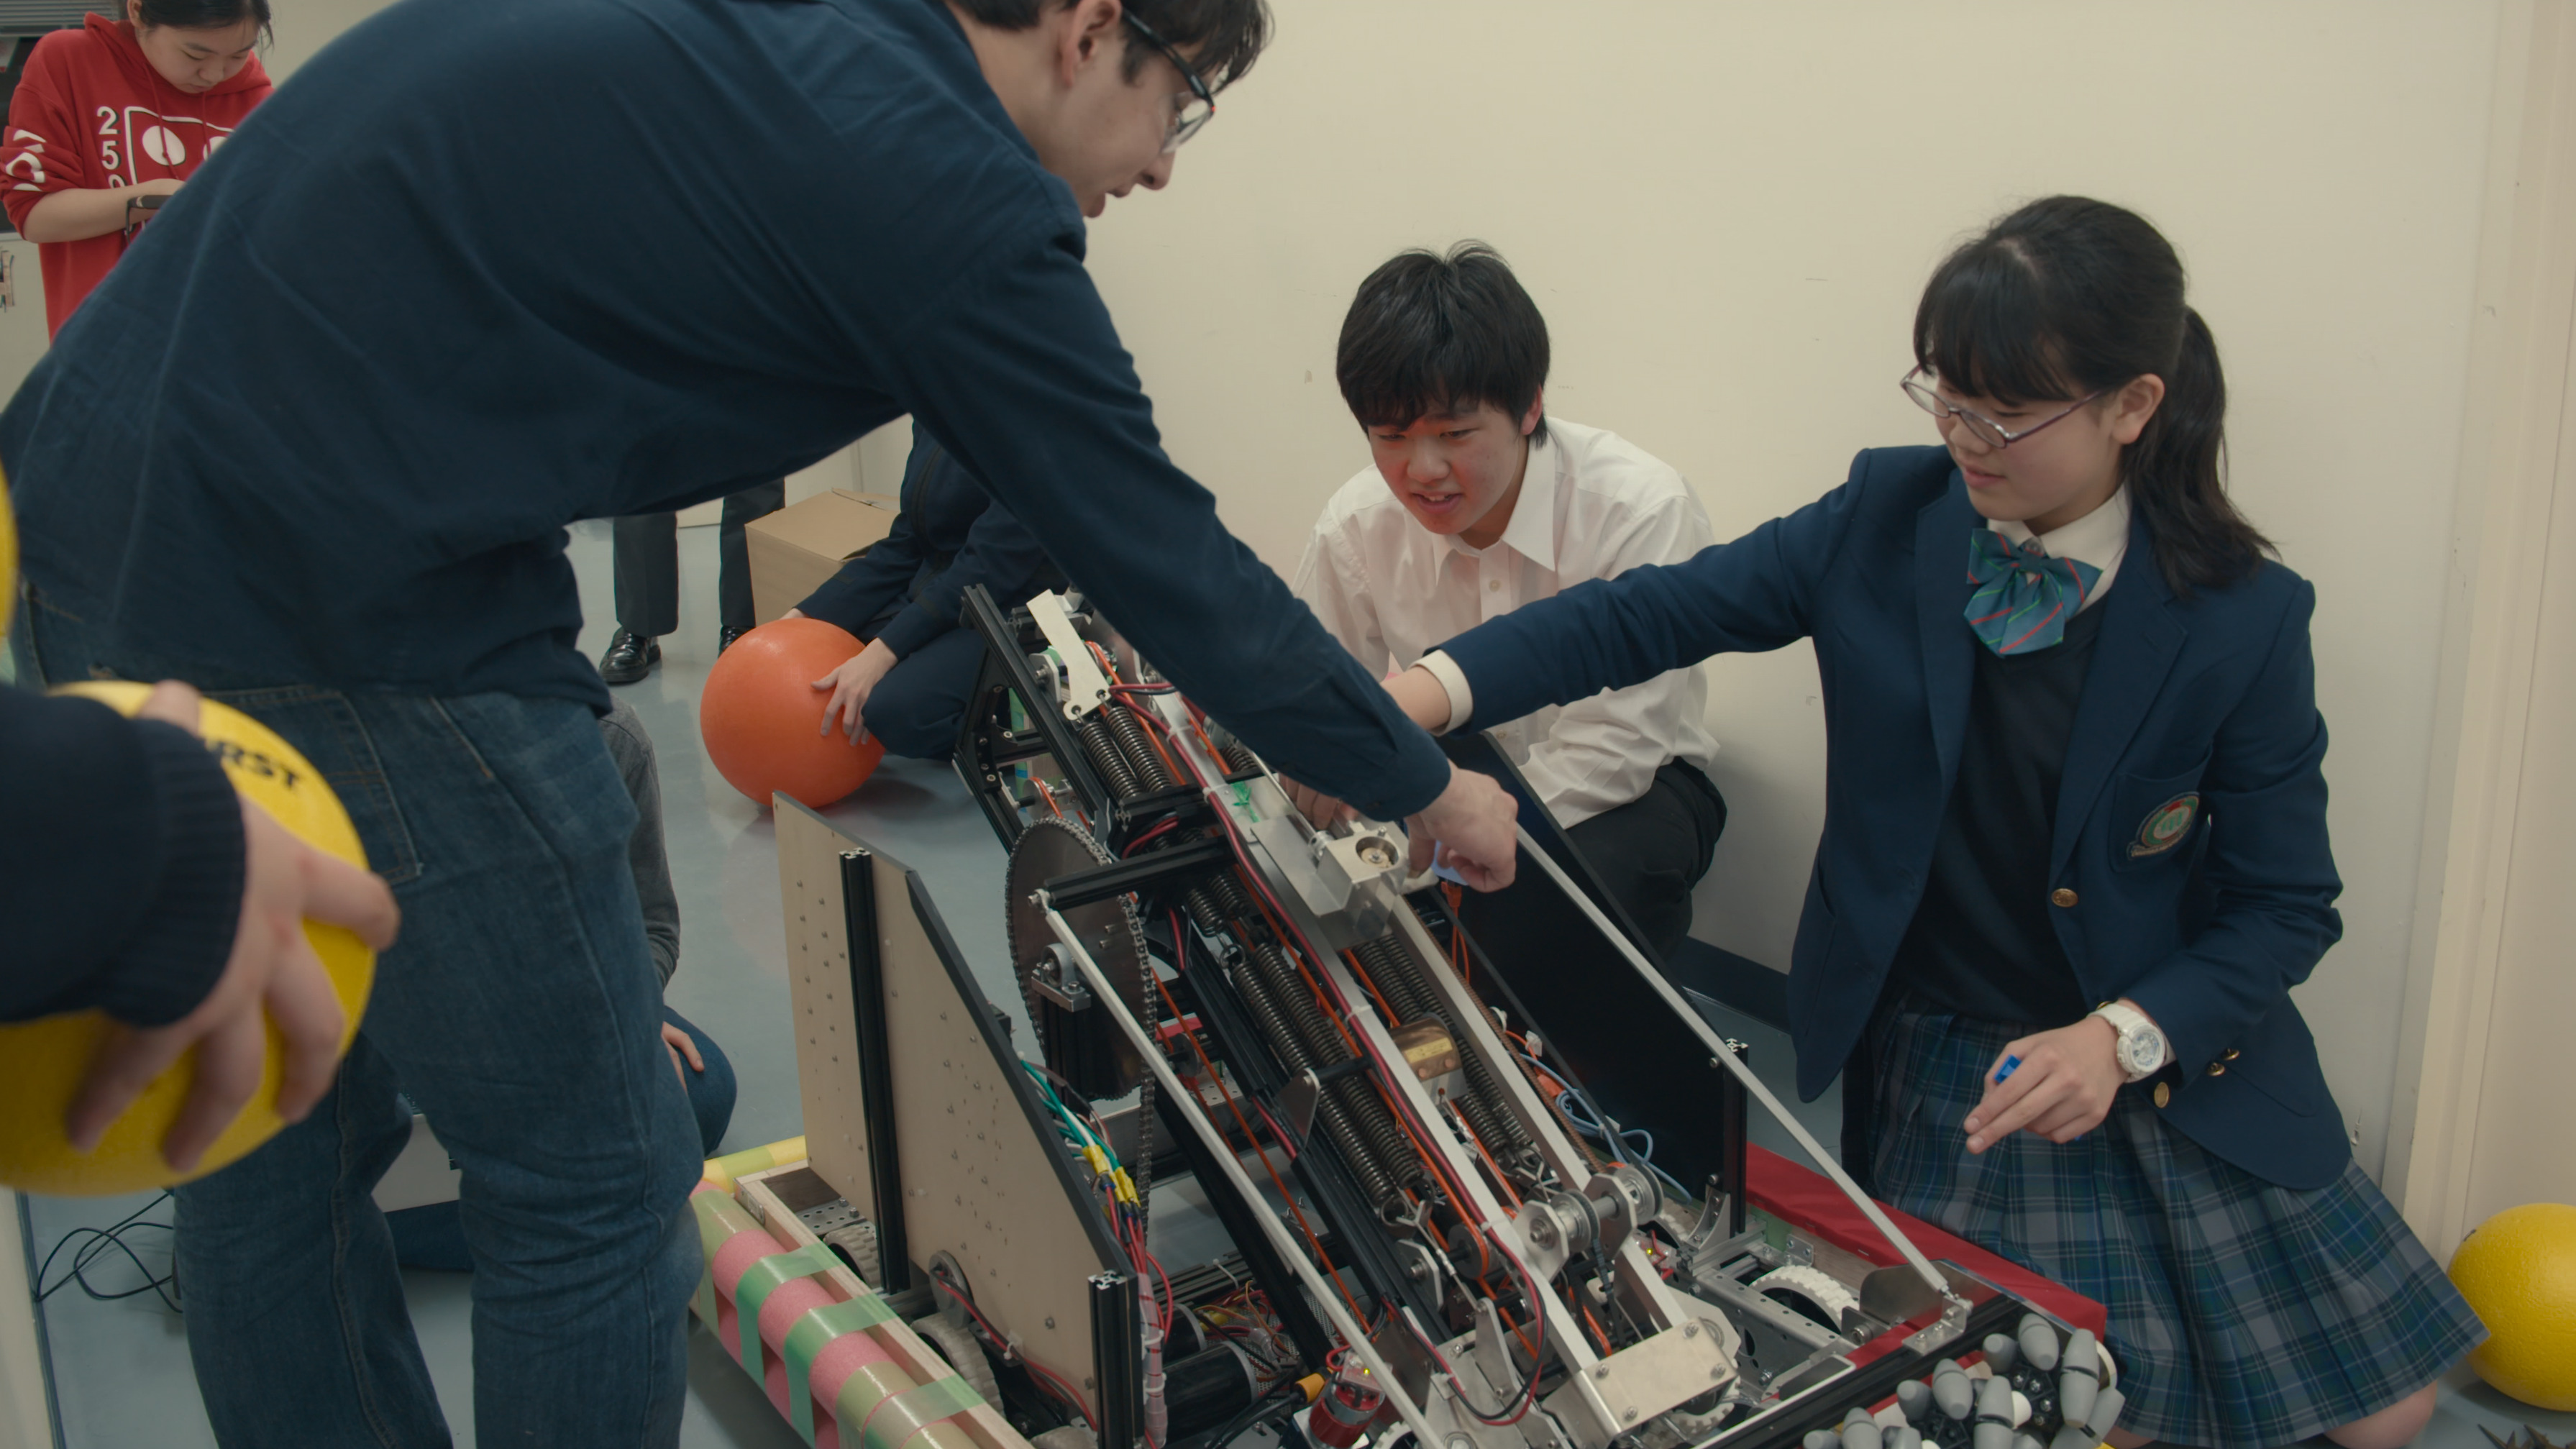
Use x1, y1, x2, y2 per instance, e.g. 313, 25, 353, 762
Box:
1274, 1069, 1322, 1148
1026, 591, 1110, 721
1901, 1291, 1974, 1357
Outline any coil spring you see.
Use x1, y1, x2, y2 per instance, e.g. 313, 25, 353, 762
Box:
1218, 740, 1259, 775
1249, 936, 1433, 1202
1351, 936, 1540, 1174
1104, 703, 1182, 793
1077, 715, 1143, 803
1208, 842, 1443, 1202
1181, 889, 1405, 1215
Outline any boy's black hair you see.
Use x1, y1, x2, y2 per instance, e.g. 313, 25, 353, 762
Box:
1335, 242, 1550, 444
1915, 195, 2272, 595
132, 0, 270, 39
951, 0, 1270, 90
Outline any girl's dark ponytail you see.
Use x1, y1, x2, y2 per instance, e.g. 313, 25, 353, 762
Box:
2124, 306, 2268, 593
1914, 197, 2273, 595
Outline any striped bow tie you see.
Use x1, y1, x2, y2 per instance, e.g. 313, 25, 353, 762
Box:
1965, 529, 2101, 656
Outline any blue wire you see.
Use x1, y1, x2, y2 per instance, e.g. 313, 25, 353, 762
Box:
1522, 1050, 1673, 1186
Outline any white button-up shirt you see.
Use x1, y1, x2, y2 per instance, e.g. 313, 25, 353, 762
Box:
1291, 419, 1719, 828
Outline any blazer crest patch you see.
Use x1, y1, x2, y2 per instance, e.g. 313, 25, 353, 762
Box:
2130, 792, 2201, 858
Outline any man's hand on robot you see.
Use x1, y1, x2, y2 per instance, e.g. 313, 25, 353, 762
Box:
1407, 764, 1517, 890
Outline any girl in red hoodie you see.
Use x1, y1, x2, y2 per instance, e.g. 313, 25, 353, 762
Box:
1, 0, 271, 337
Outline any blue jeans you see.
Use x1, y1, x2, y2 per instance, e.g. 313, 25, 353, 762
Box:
388, 1005, 735, 1273
22, 589, 702, 1448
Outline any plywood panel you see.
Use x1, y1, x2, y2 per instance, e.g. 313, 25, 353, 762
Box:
777, 803, 877, 1215
775, 800, 1126, 1424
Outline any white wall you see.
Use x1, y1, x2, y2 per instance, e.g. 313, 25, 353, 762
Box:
1080, 0, 2508, 1177
0, 1192, 49, 1449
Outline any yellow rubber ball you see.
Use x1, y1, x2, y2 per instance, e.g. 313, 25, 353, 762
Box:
1, 484, 15, 636
0, 680, 375, 1196
2448, 1201, 2576, 1411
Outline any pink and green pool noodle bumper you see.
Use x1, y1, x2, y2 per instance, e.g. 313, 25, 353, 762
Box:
692, 1182, 985, 1449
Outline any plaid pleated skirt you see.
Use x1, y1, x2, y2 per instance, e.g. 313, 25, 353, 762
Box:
1865, 1009, 2486, 1448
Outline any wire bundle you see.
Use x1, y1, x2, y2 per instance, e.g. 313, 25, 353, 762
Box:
37, 1192, 180, 1314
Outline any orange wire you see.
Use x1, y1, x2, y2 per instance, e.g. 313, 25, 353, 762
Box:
1338, 949, 1405, 1027
1443, 882, 1470, 984
1034, 777, 1066, 820
1152, 972, 1368, 1325
1493, 1299, 1540, 1361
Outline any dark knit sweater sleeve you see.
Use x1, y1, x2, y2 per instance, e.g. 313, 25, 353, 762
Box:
0, 688, 243, 1025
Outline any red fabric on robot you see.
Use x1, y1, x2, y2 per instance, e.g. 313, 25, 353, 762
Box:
0, 14, 270, 336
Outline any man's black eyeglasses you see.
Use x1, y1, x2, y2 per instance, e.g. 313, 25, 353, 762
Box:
1123, 12, 1214, 152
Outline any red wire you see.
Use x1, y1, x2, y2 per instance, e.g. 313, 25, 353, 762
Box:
937, 1278, 1097, 1432
1123, 817, 1182, 856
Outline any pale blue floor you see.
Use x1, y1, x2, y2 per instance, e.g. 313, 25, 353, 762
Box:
19, 518, 2574, 1448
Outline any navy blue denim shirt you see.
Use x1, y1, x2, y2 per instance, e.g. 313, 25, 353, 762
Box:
0, 0, 1448, 1019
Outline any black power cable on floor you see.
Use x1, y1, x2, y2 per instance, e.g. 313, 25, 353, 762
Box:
35, 1192, 180, 1315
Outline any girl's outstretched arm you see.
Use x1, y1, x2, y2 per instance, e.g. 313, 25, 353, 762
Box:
1437, 466, 1872, 730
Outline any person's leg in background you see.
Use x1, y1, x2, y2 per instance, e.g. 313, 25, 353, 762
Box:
854, 626, 988, 759
1562, 759, 1726, 962
716, 480, 786, 650
603, 512, 680, 684
1458, 759, 1725, 972
660, 1005, 736, 1155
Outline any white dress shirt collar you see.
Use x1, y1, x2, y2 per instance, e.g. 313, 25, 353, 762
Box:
1989, 483, 2131, 608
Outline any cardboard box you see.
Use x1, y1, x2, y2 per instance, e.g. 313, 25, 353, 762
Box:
745, 489, 900, 625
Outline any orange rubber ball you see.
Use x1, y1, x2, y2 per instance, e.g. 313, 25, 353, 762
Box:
698, 618, 887, 810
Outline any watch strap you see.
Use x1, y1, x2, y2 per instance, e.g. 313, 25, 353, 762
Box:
2089, 1002, 2165, 1083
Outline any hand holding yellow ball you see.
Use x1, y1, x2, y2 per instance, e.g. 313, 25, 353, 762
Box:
0, 680, 400, 1194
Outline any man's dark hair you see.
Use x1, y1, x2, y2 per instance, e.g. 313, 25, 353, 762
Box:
951, 0, 1271, 90
1335, 242, 1550, 444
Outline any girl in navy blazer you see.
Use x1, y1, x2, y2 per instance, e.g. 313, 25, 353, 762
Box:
1393, 198, 2482, 1448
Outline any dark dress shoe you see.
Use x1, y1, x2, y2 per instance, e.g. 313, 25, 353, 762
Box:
718, 625, 750, 654
599, 628, 659, 685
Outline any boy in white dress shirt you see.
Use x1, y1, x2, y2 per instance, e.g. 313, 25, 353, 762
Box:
1290, 242, 1726, 959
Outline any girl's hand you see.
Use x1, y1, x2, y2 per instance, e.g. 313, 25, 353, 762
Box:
662, 1021, 703, 1085
1962, 1013, 2127, 1153
810, 637, 898, 742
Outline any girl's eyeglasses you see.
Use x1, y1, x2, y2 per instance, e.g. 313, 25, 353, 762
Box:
1901, 367, 2104, 450
1123, 13, 1215, 154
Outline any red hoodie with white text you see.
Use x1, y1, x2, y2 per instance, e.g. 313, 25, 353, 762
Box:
0, 14, 270, 337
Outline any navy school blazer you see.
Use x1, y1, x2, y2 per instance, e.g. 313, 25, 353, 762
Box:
1441, 445, 2350, 1189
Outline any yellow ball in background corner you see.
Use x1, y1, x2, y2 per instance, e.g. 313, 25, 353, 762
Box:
1, 485, 16, 637
0, 680, 376, 1196
2448, 1201, 2576, 1411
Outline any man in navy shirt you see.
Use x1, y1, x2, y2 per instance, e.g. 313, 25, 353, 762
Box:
1, 0, 1515, 1442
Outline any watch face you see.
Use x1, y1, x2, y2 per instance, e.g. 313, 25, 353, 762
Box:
2119, 1030, 2167, 1077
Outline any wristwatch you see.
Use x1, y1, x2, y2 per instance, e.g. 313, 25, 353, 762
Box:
2090, 1001, 2168, 1083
